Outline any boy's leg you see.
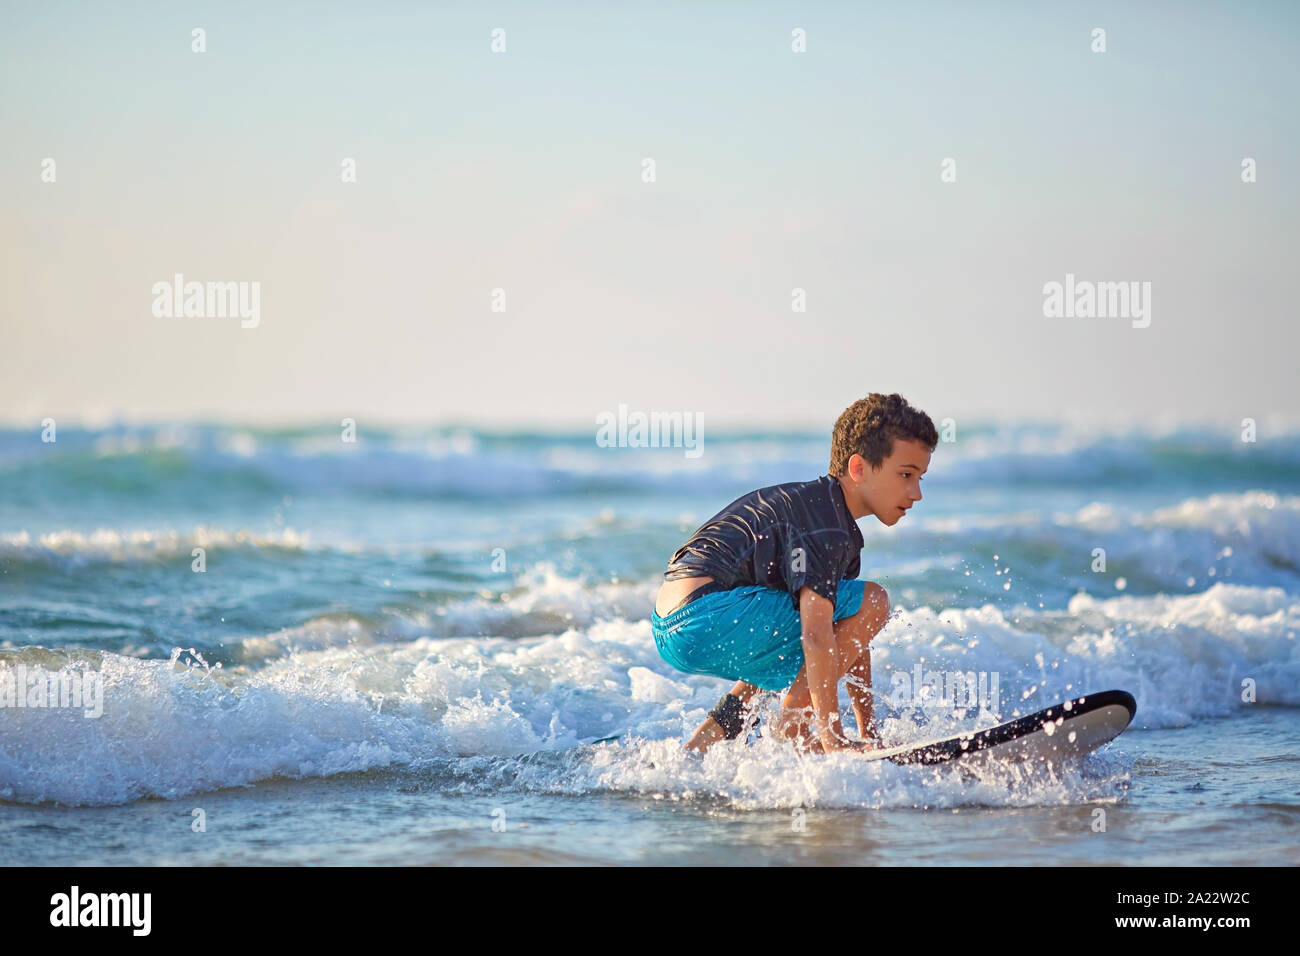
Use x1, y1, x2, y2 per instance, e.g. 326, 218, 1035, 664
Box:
778, 583, 890, 745
771, 617, 861, 752
845, 649, 879, 744
685, 680, 764, 752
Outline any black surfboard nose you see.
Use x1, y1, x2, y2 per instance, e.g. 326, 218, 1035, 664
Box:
1081, 689, 1137, 723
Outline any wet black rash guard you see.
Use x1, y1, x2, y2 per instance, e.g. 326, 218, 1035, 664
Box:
663, 474, 865, 611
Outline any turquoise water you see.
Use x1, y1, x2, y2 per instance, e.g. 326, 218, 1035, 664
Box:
2, 421, 1299, 864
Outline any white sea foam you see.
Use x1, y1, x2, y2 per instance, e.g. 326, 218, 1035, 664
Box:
913, 491, 1300, 590
0, 526, 321, 566
2, 576, 1291, 807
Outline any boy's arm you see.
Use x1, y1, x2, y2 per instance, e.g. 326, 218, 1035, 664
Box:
798, 587, 851, 749
845, 583, 884, 741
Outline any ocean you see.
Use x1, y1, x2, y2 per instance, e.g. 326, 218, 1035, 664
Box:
1, 420, 1297, 865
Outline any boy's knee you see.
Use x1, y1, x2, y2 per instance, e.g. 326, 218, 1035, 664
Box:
860, 582, 890, 624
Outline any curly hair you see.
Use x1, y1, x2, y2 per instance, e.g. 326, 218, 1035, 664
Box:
829, 393, 938, 475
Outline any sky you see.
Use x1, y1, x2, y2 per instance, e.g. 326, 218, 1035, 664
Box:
2, 0, 1297, 431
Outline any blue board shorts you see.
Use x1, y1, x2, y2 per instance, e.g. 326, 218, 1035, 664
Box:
650, 579, 867, 692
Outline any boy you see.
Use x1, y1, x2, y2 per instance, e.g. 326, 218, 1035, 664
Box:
651, 393, 937, 754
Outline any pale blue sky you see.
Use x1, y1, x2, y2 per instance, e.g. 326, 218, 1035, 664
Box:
2, 1, 1297, 430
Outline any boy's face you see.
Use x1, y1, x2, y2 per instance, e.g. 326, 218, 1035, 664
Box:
843, 438, 931, 526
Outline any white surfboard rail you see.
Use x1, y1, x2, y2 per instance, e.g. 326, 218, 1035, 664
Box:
860, 689, 1138, 766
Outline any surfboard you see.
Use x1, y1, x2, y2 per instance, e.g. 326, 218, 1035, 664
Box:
586, 689, 1137, 765
860, 689, 1137, 766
